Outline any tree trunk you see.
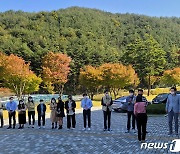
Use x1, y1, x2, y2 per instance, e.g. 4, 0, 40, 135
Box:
58, 84, 64, 96
147, 74, 151, 96
90, 93, 94, 100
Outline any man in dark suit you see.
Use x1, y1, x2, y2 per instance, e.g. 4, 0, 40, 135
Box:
37, 99, 46, 129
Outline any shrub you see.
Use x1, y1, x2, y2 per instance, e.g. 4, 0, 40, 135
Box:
146, 103, 166, 114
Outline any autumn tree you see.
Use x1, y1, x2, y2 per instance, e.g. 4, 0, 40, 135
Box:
42, 52, 71, 95
160, 67, 180, 87
99, 63, 139, 99
0, 53, 42, 98
79, 65, 102, 100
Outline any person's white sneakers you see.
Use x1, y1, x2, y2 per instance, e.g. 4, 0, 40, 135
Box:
82, 128, 86, 131
38, 127, 41, 129
72, 128, 75, 130
87, 128, 91, 131
32, 125, 34, 128
43, 126, 45, 129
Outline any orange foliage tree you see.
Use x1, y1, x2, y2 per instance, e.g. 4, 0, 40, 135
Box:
79, 65, 102, 99
0, 53, 42, 98
42, 52, 71, 95
161, 67, 180, 86
99, 63, 139, 98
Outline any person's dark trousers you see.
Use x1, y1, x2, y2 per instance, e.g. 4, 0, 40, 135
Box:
127, 111, 136, 130
38, 114, 45, 126
83, 109, 91, 128
8, 111, 16, 128
28, 111, 35, 125
0, 113, 3, 127
103, 109, 111, 129
168, 110, 179, 134
67, 114, 76, 128
136, 113, 147, 141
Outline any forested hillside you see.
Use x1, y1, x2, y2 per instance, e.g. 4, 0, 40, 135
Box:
0, 7, 179, 94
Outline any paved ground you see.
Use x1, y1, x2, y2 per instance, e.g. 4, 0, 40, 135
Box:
0, 107, 179, 154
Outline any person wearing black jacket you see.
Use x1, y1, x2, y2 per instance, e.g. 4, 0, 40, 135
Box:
101, 90, 113, 131
65, 95, 76, 129
56, 97, 65, 129
37, 99, 46, 129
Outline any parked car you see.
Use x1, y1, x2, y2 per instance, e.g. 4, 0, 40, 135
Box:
152, 93, 169, 104
112, 96, 128, 112
152, 91, 180, 104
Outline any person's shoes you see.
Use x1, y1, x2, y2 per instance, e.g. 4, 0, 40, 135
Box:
87, 128, 91, 131
32, 126, 34, 128
0, 126, 3, 128
13, 126, 15, 129
67, 128, 70, 130
141, 140, 145, 143
103, 128, 107, 131
82, 128, 86, 131
58, 125, 62, 129
125, 130, 130, 133
38, 127, 41, 129
132, 129, 136, 133
7, 126, 12, 129
55, 125, 57, 129
28, 125, 31, 128
107, 128, 111, 131
52, 126, 54, 129
18, 126, 22, 129
146, 131, 149, 133
72, 127, 75, 130
43, 126, 45, 129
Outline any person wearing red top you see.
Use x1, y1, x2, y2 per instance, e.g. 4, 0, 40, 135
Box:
134, 89, 148, 142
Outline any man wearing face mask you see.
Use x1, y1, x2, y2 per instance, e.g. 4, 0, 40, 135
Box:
166, 87, 180, 135
6, 97, 17, 129
101, 90, 113, 131
37, 99, 46, 129
125, 90, 136, 133
81, 93, 93, 131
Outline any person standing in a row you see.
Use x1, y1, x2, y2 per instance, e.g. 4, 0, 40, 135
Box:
18, 100, 27, 129
134, 89, 148, 142
81, 93, 93, 131
65, 95, 76, 130
101, 90, 113, 131
125, 90, 136, 133
56, 97, 65, 129
50, 98, 57, 129
6, 97, 17, 129
37, 99, 46, 129
26, 96, 35, 128
166, 87, 180, 135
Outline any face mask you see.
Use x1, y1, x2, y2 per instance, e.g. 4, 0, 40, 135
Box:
29, 99, 33, 102
171, 92, 175, 95
129, 93, 134, 96
40, 102, 44, 104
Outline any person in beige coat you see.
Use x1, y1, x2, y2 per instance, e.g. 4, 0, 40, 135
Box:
101, 90, 113, 131
50, 98, 57, 129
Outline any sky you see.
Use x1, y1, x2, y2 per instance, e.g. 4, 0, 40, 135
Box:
0, 0, 180, 17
